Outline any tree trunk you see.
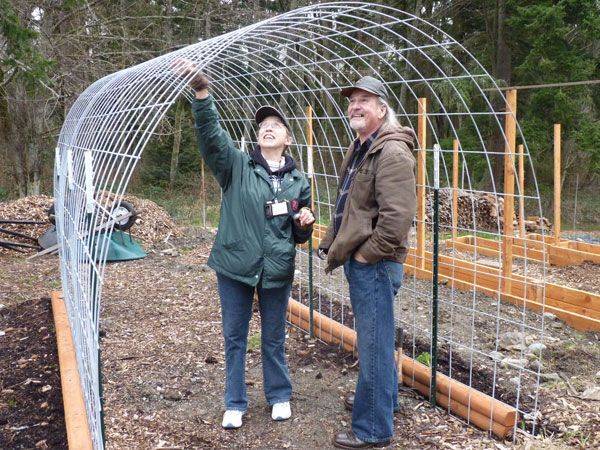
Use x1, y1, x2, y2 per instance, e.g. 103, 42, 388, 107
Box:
13, 146, 26, 197
27, 142, 41, 195
483, 0, 513, 190
203, 1, 212, 39
169, 101, 183, 189
163, 0, 173, 52
495, 0, 512, 83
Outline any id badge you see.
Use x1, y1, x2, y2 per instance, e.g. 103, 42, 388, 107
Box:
271, 200, 289, 216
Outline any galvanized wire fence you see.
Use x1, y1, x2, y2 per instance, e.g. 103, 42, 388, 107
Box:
54, 3, 547, 448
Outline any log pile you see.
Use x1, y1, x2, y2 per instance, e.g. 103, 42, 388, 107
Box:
425, 189, 551, 234
524, 216, 551, 233
425, 188, 509, 233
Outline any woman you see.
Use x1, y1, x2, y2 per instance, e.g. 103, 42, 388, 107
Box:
172, 59, 315, 429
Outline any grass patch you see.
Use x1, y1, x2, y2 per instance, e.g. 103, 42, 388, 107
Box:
439, 230, 503, 241
247, 333, 261, 352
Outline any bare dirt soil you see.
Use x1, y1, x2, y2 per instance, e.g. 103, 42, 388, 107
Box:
297, 245, 600, 444
0, 297, 67, 449
1, 226, 599, 449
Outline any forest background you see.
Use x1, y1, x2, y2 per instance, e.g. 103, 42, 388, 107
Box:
1, 0, 598, 228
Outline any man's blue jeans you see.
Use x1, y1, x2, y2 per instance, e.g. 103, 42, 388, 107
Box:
343, 258, 403, 443
216, 273, 292, 411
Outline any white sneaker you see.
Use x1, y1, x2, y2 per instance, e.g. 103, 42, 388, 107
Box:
222, 410, 244, 429
271, 401, 291, 421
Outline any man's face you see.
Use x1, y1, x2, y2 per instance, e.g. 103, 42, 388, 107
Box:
258, 115, 291, 151
347, 90, 385, 134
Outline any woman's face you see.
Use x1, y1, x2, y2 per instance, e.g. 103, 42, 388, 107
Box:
258, 116, 291, 152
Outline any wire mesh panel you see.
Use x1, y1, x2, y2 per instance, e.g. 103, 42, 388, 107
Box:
54, 3, 547, 447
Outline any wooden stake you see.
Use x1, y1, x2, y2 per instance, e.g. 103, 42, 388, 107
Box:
502, 89, 517, 294
554, 123, 561, 241
396, 347, 403, 386
452, 139, 459, 240
518, 144, 526, 238
417, 98, 427, 269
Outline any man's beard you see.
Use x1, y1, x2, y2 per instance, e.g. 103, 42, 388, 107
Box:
349, 117, 366, 132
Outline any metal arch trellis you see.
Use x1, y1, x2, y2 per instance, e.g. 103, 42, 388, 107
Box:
53, 3, 549, 448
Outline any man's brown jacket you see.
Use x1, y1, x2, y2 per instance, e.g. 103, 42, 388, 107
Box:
319, 122, 417, 273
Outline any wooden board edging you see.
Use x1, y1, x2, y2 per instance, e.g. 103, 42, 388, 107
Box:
287, 299, 517, 438
50, 291, 94, 450
445, 235, 600, 266
306, 224, 600, 331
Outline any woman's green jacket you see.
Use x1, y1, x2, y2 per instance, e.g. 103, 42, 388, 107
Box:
193, 96, 312, 288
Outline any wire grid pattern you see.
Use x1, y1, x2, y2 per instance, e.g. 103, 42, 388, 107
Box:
53, 3, 547, 448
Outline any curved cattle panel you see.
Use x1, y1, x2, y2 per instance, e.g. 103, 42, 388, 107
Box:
54, 3, 547, 448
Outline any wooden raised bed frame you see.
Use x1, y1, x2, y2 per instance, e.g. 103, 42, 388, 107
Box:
305, 224, 600, 332
287, 300, 517, 438
445, 234, 600, 267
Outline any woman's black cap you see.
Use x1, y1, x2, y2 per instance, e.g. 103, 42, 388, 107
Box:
255, 106, 291, 131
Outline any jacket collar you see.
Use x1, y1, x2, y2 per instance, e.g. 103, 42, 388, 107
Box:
250, 145, 296, 175
346, 122, 416, 158
351, 129, 379, 154
248, 149, 300, 197
339, 123, 416, 177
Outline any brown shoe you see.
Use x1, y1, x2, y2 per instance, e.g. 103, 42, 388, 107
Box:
344, 392, 400, 414
333, 430, 391, 449
344, 393, 355, 412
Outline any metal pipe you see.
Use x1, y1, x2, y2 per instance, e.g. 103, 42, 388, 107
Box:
430, 144, 440, 406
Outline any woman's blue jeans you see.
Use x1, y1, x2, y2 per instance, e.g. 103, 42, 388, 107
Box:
343, 258, 403, 443
216, 273, 292, 412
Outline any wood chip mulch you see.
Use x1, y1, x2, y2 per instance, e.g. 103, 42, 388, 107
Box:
0, 194, 181, 255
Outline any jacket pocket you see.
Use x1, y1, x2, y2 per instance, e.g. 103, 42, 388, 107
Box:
265, 246, 295, 282
351, 173, 375, 210
330, 215, 372, 266
355, 168, 374, 179
214, 239, 257, 277
222, 239, 245, 251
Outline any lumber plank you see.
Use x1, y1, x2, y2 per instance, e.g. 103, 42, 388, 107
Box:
50, 292, 94, 450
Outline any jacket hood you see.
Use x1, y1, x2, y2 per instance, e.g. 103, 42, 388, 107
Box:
250, 145, 297, 175
370, 124, 416, 152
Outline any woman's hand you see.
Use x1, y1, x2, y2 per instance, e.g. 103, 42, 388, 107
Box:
170, 58, 210, 99
295, 207, 315, 229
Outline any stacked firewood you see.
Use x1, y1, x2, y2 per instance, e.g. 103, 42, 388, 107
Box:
425, 188, 509, 233
425, 189, 551, 234
524, 216, 551, 233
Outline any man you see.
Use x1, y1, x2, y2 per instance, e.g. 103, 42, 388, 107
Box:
319, 76, 417, 448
